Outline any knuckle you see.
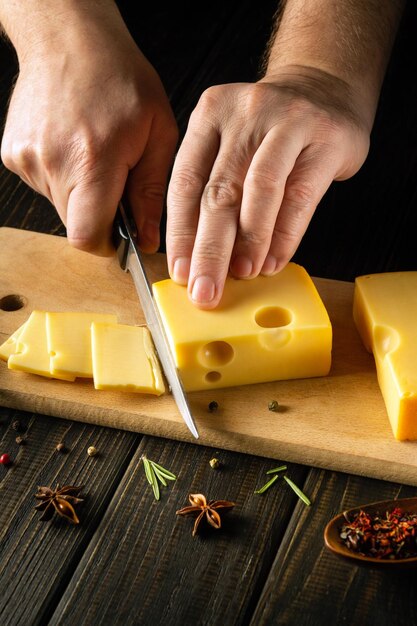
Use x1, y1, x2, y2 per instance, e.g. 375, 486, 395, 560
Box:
239, 228, 271, 248
245, 168, 280, 194
203, 178, 242, 212
195, 238, 230, 265
285, 179, 316, 211
135, 181, 165, 203
170, 167, 206, 200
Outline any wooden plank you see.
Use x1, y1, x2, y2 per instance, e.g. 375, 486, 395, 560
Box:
0, 406, 139, 624
2, 227, 417, 485
250, 469, 417, 626
48, 438, 307, 626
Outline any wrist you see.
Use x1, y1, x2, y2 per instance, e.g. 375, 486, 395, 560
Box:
0, 1, 125, 63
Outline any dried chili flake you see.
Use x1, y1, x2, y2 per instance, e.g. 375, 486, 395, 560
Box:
339, 507, 417, 560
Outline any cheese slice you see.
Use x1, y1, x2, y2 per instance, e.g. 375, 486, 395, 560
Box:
152, 262, 332, 391
91, 322, 165, 395
0, 321, 27, 361
7, 311, 75, 380
46, 311, 117, 378
353, 271, 417, 440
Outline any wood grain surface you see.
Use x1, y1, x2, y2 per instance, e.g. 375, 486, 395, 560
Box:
2, 227, 416, 485
1, 2, 417, 626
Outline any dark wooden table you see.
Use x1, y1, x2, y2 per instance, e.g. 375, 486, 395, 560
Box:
1, 3, 417, 625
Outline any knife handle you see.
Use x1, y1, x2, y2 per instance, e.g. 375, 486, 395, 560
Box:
112, 203, 136, 271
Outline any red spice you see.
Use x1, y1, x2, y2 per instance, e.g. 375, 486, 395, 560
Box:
0, 453, 12, 466
340, 507, 417, 560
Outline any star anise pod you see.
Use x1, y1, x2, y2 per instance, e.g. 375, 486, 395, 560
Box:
34, 484, 84, 524
176, 493, 235, 536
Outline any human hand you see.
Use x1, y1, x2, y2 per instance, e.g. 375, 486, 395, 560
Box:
166, 67, 371, 308
1, 4, 178, 256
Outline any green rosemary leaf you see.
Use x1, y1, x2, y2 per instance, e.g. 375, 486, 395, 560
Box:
143, 458, 153, 485
151, 464, 167, 487
254, 474, 279, 494
149, 461, 176, 480
266, 465, 287, 475
143, 458, 160, 500
284, 475, 311, 506
151, 472, 160, 500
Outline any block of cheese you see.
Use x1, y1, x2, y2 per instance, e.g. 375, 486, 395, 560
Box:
7, 311, 75, 380
152, 262, 332, 392
0, 321, 27, 361
91, 322, 165, 395
353, 271, 417, 441
46, 311, 117, 378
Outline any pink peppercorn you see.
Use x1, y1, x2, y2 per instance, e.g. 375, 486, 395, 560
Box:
0, 453, 12, 466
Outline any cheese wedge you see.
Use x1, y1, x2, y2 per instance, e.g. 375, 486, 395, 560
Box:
46, 311, 117, 378
152, 262, 332, 391
8, 310, 75, 380
0, 321, 27, 361
91, 322, 165, 395
353, 271, 417, 440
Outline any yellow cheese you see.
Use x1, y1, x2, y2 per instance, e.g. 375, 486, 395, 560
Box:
46, 311, 117, 378
152, 262, 332, 391
91, 322, 165, 395
7, 311, 75, 380
353, 271, 417, 441
0, 321, 27, 361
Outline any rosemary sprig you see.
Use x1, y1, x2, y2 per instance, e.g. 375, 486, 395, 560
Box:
254, 474, 279, 494
142, 457, 176, 501
283, 475, 311, 506
254, 465, 311, 506
266, 465, 287, 475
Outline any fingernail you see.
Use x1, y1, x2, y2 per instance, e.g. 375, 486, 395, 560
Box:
191, 276, 216, 304
230, 256, 253, 278
261, 254, 277, 275
172, 257, 191, 284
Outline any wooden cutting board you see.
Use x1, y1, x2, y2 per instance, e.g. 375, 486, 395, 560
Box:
1, 227, 416, 485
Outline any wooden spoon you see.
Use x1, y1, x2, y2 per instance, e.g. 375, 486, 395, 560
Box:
324, 497, 417, 569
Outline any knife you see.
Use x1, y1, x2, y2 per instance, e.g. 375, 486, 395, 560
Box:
113, 202, 199, 439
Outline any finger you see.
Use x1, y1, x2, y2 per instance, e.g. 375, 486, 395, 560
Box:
263, 146, 340, 273
186, 143, 253, 309
229, 127, 305, 279
65, 169, 128, 256
166, 116, 220, 285
127, 117, 178, 254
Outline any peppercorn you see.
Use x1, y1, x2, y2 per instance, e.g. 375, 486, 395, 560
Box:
0, 453, 12, 466
87, 446, 98, 457
268, 400, 280, 412
208, 401, 219, 412
15, 436, 26, 445
12, 419, 23, 432
209, 458, 221, 469
56, 442, 67, 453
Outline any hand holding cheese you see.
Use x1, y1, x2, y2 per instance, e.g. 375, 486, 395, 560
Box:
153, 262, 332, 391
353, 272, 417, 441
166, 1, 404, 309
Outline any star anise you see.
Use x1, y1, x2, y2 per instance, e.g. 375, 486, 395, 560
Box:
176, 493, 235, 536
34, 484, 84, 524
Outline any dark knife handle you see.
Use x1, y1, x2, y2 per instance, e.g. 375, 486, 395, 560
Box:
112, 203, 136, 271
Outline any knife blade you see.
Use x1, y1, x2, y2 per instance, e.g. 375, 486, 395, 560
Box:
113, 202, 199, 439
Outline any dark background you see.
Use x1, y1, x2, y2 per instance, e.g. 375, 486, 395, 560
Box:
1, 0, 416, 281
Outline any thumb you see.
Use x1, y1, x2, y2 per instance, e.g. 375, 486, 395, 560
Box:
65, 172, 127, 257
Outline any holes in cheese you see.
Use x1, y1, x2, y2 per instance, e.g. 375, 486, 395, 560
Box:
353, 271, 417, 441
152, 262, 332, 392
1, 311, 165, 396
